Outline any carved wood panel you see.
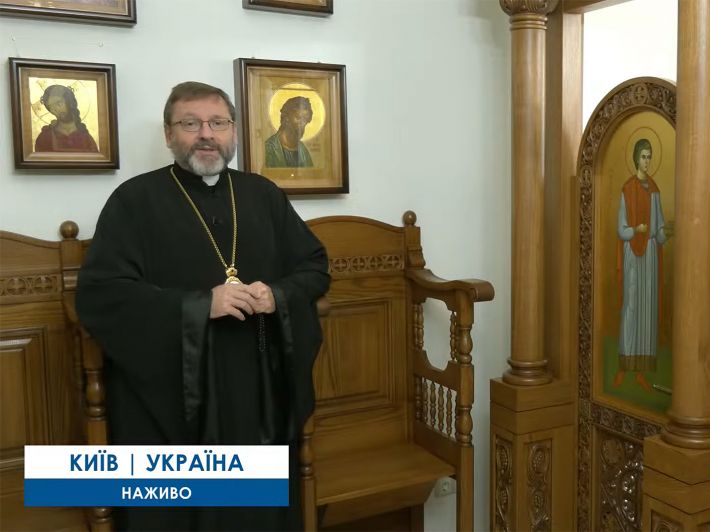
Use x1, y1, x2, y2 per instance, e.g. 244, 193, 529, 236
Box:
328, 253, 404, 278
494, 435, 513, 532
311, 271, 409, 457
597, 430, 643, 531
0, 274, 62, 303
527, 440, 551, 531
315, 300, 393, 407
0, 320, 85, 530
0, 329, 50, 455
650, 511, 682, 532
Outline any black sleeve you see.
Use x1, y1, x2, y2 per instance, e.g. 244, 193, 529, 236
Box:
76, 189, 210, 442
266, 186, 330, 437
269, 186, 330, 302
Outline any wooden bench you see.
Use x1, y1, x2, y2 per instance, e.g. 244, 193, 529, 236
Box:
1, 212, 493, 531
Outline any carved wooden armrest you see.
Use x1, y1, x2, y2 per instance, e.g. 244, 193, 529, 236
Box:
407, 268, 494, 434
406, 268, 494, 306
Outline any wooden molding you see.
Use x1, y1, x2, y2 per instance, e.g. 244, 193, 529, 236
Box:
491, 378, 572, 412
644, 435, 710, 486
562, 0, 630, 14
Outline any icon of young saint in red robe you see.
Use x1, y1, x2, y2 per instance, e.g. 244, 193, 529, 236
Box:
614, 138, 673, 392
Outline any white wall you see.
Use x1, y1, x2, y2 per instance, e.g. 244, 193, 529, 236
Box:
0, 1, 511, 530
583, 0, 677, 126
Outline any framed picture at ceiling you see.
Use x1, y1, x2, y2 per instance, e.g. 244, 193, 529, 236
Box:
235, 58, 348, 195
242, 0, 332, 16
0, 0, 136, 25
9, 57, 119, 170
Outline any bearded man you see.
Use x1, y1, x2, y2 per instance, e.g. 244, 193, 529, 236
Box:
76, 81, 329, 531
264, 96, 314, 168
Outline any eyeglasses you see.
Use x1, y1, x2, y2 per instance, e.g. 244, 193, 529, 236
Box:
170, 118, 234, 132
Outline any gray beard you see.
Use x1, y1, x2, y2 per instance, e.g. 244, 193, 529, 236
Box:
171, 140, 236, 176
185, 152, 227, 176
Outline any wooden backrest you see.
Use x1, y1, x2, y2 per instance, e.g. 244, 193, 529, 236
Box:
0, 223, 87, 531
307, 214, 419, 458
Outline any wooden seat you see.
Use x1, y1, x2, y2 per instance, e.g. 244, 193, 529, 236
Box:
316, 444, 454, 505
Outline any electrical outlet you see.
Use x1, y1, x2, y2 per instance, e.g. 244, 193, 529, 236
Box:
434, 476, 456, 497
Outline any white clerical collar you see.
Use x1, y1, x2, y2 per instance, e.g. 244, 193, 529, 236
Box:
202, 175, 219, 186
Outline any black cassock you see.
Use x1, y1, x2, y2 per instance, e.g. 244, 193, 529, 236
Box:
77, 164, 330, 531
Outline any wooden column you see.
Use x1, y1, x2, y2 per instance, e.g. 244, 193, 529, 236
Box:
490, 2, 575, 531
643, 1, 710, 529
501, 0, 556, 386
662, 0, 710, 453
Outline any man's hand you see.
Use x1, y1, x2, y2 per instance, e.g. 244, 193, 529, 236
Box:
245, 281, 276, 314
210, 281, 276, 319
210, 283, 257, 320
635, 223, 648, 234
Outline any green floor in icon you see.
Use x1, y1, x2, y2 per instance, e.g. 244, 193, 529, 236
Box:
602, 335, 672, 414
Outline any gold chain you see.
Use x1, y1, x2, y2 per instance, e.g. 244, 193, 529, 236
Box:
170, 167, 240, 283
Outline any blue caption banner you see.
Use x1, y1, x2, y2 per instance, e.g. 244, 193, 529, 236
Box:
25, 479, 288, 507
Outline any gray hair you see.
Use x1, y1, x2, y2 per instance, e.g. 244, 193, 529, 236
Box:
163, 81, 236, 124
